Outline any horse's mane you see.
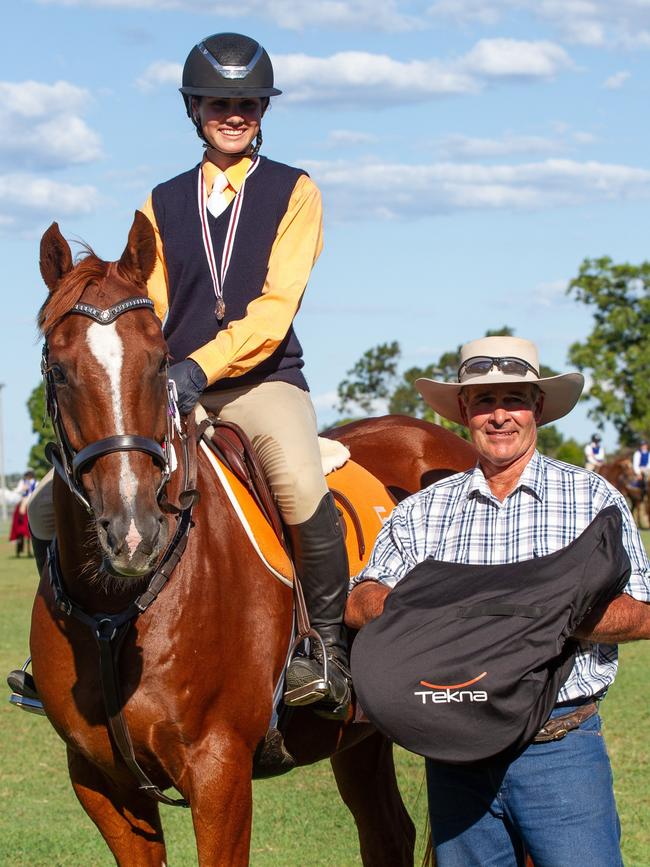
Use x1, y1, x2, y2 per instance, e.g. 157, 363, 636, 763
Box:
38, 246, 109, 335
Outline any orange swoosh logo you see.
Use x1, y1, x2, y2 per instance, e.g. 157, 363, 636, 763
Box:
420, 671, 487, 690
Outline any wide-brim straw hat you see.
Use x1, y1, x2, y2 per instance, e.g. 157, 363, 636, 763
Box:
415, 336, 584, 427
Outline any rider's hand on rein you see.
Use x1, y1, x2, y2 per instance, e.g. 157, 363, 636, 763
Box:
169, 359, 207, 415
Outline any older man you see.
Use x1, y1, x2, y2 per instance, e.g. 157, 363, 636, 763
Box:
346, 335, 650, 867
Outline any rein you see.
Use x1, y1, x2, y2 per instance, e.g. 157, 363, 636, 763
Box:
43, 294, 199, 807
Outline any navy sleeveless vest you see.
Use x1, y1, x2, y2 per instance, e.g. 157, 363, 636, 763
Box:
152, 157, 308, 392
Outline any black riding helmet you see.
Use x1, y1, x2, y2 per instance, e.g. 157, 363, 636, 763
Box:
180, 32, 281, 116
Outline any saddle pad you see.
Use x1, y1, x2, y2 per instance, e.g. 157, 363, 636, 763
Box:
325, 459, 396, 574
200, 440, 294, 586
199, 441, 395, 584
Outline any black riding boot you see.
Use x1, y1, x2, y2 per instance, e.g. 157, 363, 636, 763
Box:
284, 493, 351, 718
7, 535, 50, 704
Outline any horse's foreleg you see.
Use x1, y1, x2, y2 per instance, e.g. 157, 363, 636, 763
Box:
186, 737, 254, 867
67, 748, 167, 867
331, 731, 416, 867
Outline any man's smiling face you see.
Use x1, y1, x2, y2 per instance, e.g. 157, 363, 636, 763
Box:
460, 382, 544, 473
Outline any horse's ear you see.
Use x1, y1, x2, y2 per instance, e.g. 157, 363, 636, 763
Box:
40, 222, 73, 292
119, 211, 157, 286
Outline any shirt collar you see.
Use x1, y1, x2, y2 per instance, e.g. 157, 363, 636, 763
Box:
466, 449, 545, 505
201, 155, 252, 195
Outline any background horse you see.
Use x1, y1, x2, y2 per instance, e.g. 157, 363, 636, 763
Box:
29, 213, 472, 866
326, 415, 477, 501
599, 456, 649, 529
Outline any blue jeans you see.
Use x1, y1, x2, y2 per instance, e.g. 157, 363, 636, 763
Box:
425, 705, 622, 867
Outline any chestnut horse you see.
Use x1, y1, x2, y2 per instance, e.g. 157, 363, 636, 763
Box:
28, 213, 471, 866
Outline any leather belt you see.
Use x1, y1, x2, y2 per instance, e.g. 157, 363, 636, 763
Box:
533, 701, 598, 743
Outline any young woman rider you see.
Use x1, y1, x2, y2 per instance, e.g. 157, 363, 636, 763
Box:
142, 32, 351, 717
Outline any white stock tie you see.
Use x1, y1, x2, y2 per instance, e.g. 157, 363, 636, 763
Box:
206, 172, 230, 218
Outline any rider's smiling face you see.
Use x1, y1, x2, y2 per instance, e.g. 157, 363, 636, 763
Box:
192, 96, 264, 158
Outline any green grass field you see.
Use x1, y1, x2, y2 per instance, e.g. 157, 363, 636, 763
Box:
1, 528, 649, 866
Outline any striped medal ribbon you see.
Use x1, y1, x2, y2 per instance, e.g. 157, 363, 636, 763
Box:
197, 157, 260, 322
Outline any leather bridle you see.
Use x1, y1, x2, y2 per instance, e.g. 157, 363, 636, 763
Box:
42, 296, 173, 512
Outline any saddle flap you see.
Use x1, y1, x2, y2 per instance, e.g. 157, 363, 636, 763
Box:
206, 418, 285, 543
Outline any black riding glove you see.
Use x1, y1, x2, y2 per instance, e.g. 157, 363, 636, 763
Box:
169, 359, 207, 415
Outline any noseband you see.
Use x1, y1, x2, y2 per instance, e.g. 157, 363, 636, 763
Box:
43, 296, 174, 512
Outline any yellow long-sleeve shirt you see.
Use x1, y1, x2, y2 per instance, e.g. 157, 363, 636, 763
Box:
140, 156, 323, 387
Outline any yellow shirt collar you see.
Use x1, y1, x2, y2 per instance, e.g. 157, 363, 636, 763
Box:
201, 155, 252, 195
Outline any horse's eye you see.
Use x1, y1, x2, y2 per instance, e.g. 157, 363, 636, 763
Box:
158, 357, 168, 375
50, 364, 67, 385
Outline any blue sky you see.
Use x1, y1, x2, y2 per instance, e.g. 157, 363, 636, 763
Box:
2, 0, 650, 473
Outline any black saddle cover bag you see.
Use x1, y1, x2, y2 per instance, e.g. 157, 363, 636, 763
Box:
351, 506, 631, 763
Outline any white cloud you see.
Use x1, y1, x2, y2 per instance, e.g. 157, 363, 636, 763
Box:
529, 279, 570, 307
306, 158, 650, 220
434, 127, 597, 159
0, 81, 102, 170
0, 174, 100, 235
136, 61, 182, 92
36, 0, 424, 31
603, 70, 631, 89
428, 0, 650, 50
572, 130, 597, 145
277, 41, 572, 104
34, 0, 650, 44
426, 0, 503, 26
310, 390, 338, 411
275, 51, 478, 103
461, 38, 572, 78
437, 133, 565, 159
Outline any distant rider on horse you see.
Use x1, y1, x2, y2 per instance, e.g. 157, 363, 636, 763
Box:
584, 433, 605, 473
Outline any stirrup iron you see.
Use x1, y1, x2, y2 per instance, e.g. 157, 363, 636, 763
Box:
7, 657, 46, 716
283, 629, 331, 707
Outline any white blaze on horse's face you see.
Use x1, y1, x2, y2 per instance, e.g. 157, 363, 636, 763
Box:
86, 321, 142, 555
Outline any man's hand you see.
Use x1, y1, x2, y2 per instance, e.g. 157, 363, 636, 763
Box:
169, 359, 207, 415
345, 581, 391, 630
574, 594, 650, 643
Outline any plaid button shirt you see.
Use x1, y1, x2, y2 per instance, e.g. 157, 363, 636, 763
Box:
353, 450, 650, 703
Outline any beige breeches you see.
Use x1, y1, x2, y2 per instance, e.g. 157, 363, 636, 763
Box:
29, 382, 329, 538
201, 380, 328, 526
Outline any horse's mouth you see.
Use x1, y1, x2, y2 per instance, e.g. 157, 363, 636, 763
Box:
101, 554, 156, 580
